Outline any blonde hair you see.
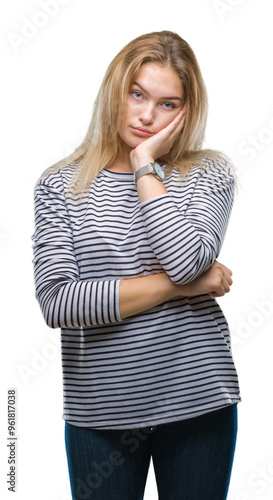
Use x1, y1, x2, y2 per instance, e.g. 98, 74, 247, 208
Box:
40, 30, 232, 193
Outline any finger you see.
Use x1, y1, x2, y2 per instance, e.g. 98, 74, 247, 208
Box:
223, 280, 231, 293
168, 110, 186, 140
209, 279, 231, 297
173, 108, 186, 127
167, 107, 186, 131
156, 107, 186, 143
211, 279, 229, 297
215, 261, 233, 276
226, 273, 233, 286
222, 270, 233, 286
208, 290, 222, 298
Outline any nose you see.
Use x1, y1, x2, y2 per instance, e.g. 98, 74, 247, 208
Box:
139, 102, 155, 125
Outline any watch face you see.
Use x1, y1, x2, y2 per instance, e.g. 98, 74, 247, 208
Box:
153, 162, 165, 181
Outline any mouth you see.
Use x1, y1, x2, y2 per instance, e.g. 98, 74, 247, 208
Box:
130, 126, 154, 137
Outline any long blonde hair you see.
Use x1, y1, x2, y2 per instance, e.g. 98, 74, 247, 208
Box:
40, 30, 231, 193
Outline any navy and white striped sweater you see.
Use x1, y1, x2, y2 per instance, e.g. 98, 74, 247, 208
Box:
32, 159, 241, 429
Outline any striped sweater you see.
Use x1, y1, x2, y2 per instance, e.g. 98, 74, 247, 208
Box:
32, 159, 241, 429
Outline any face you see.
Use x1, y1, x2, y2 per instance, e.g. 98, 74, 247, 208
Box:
118, 63, 184, 152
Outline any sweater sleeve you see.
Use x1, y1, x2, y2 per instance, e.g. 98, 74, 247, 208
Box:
139, 162, 235, 285
32, 181, 121, 329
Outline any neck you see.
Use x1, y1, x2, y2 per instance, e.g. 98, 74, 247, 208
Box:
107, 142, 133, 173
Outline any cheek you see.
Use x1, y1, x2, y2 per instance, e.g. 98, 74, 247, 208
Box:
125, 102, 138, 121
118, 106, 134, 135
156, 113, 176, 131
117, 103, 131, 134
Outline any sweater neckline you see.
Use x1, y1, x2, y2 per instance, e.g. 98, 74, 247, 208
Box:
101, 168, 135, 181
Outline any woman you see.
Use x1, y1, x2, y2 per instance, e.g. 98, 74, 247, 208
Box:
32, 30, 241, 500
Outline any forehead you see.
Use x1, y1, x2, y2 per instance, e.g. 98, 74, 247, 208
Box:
133, 62, 183, 98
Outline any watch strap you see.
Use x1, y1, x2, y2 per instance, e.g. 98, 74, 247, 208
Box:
134, 163, 154, 183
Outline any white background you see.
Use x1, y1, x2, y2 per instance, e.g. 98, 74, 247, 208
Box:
1, 0, 273, 498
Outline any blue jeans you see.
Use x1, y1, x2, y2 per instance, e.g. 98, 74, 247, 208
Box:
65, 404, 238, 500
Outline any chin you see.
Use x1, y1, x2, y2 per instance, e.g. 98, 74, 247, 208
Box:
119, 132, 149, 152
128, 136, 149, 148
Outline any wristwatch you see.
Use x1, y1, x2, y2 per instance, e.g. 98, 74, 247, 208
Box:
134, 162, 165, 183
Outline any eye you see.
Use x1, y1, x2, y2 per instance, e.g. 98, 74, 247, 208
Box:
130, 91, 143, 100
162, 102, 176, 110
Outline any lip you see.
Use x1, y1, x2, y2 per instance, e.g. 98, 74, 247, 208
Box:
130, 126, 154, 137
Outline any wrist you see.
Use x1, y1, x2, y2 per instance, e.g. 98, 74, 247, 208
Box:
162, 275, 182, 300
129, 151, 154, 173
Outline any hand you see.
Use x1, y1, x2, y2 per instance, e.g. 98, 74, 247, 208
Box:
130, 105, 187, 172
176, 261, 233, 298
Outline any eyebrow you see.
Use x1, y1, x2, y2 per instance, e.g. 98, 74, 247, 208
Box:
132, 81, 183, 102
